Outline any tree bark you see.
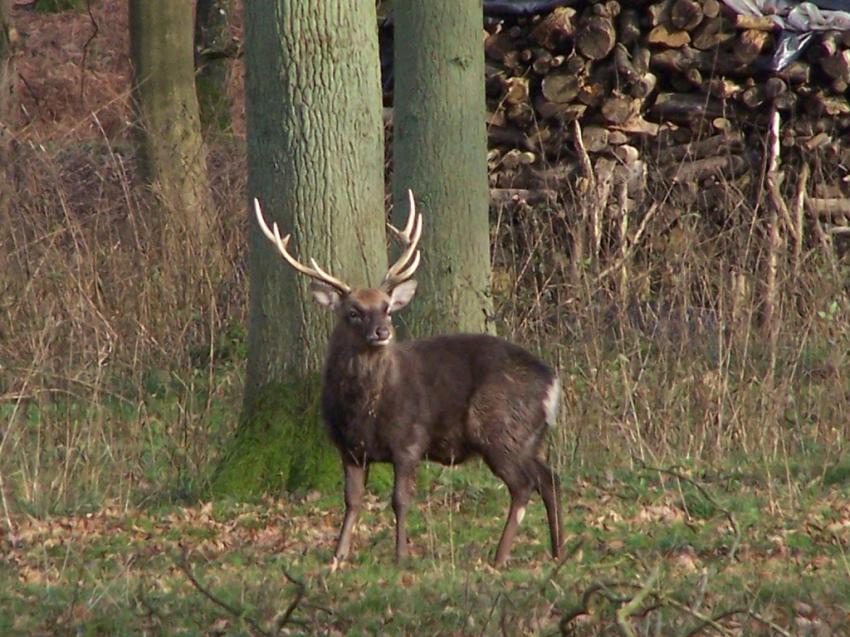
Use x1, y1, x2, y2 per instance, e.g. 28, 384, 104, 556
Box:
0, 0, 11, 119
129, 0, 214, 259
194, 0, 232, 136
0, 0, 14, 229
213, 1, 387, 496
393, 0, 493, 337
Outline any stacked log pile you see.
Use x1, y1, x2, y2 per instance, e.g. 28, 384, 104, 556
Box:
485, 0, 850, 222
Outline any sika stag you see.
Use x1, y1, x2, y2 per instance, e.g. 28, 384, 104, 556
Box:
254, 192, 563, 566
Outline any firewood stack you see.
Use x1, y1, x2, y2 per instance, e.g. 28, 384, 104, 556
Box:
485, 0, 850, 205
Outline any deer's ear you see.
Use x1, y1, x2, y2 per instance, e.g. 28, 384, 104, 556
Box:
389, 279, 417, 312
310, 281, 342, 309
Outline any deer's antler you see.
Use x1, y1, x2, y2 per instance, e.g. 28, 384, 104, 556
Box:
254, 199, 352, 295
382, 189, 422, 289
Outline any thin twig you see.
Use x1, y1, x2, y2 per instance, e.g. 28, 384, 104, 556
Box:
479, 591, 503, 637
0, 352, 44, 549
17, 71, 42, 112
175, 547, 271, 637
640, 463, 741, 562
765, 113, 797, 244
747, 610, 793, 637
79, 0, 99, 103
676, 604, 793, 637
791, 161, 808, 275
572, 120, 594, 190
669, 599, 740, 637
0, 470, 18, 548
762, 108, 783, 355
539, 537, 586, 595
272, 571, 306, 635
596, 202, 660, 283
560, 583, 633, 634
615, 565, 660, 637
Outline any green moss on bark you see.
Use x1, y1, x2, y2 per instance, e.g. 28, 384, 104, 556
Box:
35, 0, 84, 12
211, 376, 339, 497
212, 375, 396, 497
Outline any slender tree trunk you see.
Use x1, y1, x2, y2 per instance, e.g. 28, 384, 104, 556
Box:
213, 1, 387, 496
0, 0, 11, 113
0, 0, 15, 229
392, 0, 493, 336
129, 0, 214, 260
194, 0, 232, 137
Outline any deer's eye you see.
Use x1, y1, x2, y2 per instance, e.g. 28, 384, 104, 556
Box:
348, 309, 360, 321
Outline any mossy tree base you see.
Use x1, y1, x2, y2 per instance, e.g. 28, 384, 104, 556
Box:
212, 375, 395, 498
211, 377, 339, 497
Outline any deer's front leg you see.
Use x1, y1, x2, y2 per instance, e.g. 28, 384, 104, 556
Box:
333, 461, 366, 562
392, 460, 418, 562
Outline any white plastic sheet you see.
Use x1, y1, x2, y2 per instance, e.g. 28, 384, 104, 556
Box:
723, 0, 850, 69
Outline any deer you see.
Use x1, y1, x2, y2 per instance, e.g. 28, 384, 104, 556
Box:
253, 191, 563, 567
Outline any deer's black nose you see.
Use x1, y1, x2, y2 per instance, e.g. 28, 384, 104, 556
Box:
374, 326, 390, 341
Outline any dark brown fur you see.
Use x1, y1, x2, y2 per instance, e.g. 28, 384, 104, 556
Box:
319, 285, 563, 566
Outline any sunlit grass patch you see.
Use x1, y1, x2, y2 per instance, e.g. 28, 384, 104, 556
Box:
5, 460, 850, 635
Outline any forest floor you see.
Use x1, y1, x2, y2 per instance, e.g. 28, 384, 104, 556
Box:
3, 458, 850, 636
4, 3, 850, 636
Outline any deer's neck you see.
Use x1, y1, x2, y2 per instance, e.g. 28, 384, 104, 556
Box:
325, 330, 397, 400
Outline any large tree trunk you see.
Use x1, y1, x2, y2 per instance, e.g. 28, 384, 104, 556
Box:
129, 0, 214, 260
392, 0, 493, 336
213, 1, 387, 496
194, 0, 232, 137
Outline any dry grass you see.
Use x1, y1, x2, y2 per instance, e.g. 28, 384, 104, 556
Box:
0, 129, 248, 512
3, 112, 849, 515
491, 139, 850, 472
2, 7, 849, 636
1, 2, 849, 519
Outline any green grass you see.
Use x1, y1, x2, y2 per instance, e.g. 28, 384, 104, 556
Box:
3, 459, 850, 636
4, 321, 850, 634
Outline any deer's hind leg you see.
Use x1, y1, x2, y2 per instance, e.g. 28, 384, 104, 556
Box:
391, 458, 419, 562
480, 448, 536, 567
532, 457, 563, 560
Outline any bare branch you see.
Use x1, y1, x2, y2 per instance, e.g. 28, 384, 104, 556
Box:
272, 571, 306, 636
639, 462, 741, 563
176, 546, 271, 637
615, 566, 660, 637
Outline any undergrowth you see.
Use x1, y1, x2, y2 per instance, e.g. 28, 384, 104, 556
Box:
2, 117, 850, 509
2, 4, 850, 632
3, 460, 850, 635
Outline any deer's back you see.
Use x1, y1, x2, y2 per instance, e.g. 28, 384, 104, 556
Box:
397, 334, 556, 463
321, 333, 557, 466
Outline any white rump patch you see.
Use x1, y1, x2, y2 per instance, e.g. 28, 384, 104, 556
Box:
543, 378, 561, 428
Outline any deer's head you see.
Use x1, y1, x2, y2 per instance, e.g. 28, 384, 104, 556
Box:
254, 191, 422, 349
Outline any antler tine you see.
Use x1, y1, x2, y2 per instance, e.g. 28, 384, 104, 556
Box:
383, 189, 423, 286
387, 212, 422, 275
387, 188, 418, 240
393, 249, 421, 282
253, 198, 351, 294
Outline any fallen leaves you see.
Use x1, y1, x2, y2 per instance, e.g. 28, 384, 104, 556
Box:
2, 471, 849, 635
